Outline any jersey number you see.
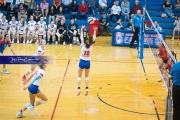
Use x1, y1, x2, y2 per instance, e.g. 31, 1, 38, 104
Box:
83, 51, 90, 57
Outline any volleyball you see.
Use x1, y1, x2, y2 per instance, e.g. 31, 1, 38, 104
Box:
87, 17, 96, 24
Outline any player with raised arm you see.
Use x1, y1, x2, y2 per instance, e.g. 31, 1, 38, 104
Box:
77, 25, 97, 96
16, 64, 48, 118
22, 40, 46, 83
8, 16, 18, 43
0, 34, 15, 74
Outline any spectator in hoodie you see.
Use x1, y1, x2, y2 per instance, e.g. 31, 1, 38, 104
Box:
110, 1, 121, 22
121, 0, 130, 9
98, 0, 107, 14
122, 2, 130, 21
62, 0, 72, 13
70, 0, 78, 20
79, 0, 88, 20
131, 0, 141, 18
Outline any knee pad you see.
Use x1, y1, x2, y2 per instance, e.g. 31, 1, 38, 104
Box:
85, 77, 89, 81
25, 102, 31, 108
77, 77, 81, 82
39, 99, 46, 104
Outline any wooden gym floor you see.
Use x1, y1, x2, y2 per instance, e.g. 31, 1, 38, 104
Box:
0, 36, 179, 120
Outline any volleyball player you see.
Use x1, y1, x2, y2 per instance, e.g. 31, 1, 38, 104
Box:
27, 15, 37, 44
17, 17, 27, 44
56, 19, 67, 45
36, 17, 46, 43
48, 21, 57, 45
77, 25, 97, 96
154, 42, 169, 82
22, 40, 46, 83
16, 64, 48, 118
0, 16, 8, 38
0, 34, 15, 74
8, 16, 18, 43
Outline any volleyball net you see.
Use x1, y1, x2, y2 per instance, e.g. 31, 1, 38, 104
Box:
144, 8, 179, 120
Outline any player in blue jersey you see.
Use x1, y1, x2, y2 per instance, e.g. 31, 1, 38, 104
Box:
0, 34, 15, 74
77, 25, 97, 96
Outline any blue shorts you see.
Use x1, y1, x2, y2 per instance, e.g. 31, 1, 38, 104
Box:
79, 59, 90, 69
28, 84, 40, 94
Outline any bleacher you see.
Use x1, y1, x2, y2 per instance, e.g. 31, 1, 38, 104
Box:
1, 0, 178, 36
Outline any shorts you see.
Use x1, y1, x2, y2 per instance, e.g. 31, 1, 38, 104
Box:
79, 59, 90, 69
163, 59, 168, 64
28, 84, 40, 94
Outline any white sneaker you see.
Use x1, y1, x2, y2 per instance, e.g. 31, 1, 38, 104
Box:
23, 39, 25, 44
171, 37, 174, 40
85, 89, 88, 96
63, 41, 65, 46
27, 106, 34, 115
77, 89, 81, 96
16, 110, 26, 118
11, 39, 14, 43
29, 39, 32, 44
69, 44, 72, 47
17, 39, 19, 43
55, 41, 58, 45
3, 69, 9, 74
26, 40, 29, 44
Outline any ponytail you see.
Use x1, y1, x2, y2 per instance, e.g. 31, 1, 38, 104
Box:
85, 39, 90, 48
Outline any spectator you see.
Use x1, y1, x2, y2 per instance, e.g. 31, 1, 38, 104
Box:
70, 0, 78, 20
122, 2, 130, 21
48, 21, 57, 44
4, 0, 13, 11
40, 0, 49, 19
121, 0, 130, 9
33, 4, 42, 22
110, 1, 121, 22
113, 19, 124, 30
53, 0, 61, 12
99, 12, 110, 36
62, 0, 72, 14
163, 0, 174, 18
131, 0, 141, 18
171, 16, 180, 40
48, 6, 56, 23
88, 0, 96, 15
27, 0, 36, 17
17, 17, 27, 43
24, 0, 31, 9
68, 19, 80, 47
55, 7, 65, 24
150, 21, 162, 31
110, 0, 117, 8
98, 0, 107, 14
174, 1, 180, 17
18, 3, 27, 21
127, 19, 132, 30
15, 0, 25, 9
0, 0, 4, 11
7, 4, 16, 21
79, 0, 88, 20
56, 19, 67, 45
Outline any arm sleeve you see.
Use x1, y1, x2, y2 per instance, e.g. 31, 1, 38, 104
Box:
31, 75, 41, 83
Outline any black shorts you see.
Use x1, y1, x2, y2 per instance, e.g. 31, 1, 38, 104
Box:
163, 60, 168, 63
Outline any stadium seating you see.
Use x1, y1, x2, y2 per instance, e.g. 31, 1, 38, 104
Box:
0, 0, 178, 35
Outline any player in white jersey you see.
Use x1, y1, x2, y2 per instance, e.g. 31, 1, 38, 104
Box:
17, 17, 27, 43
36, 17, 46, 43
48, 21, 57, 44
16, 64, 48, 118
27, 15, 37, 44
8, 16, 18, 43
0, 16, 8, 38
22, 40, 46, 83
77, 25, 97, 96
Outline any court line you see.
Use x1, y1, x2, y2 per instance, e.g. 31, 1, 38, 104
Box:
152, 100, 160, 120
97, 93, 165, 116
50, 60, 70, 120
140, 59, 148, 80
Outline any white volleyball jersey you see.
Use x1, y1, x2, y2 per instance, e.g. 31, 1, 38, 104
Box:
37, 21, 46, 31
0, 19, 8, 30
35, 46, 45, 56
9, 21, 18, 30
48, 24, 57, 32
18, 21, 27, 31
80, 44, 93, 61
28, 20, 36, 31
32, 69, 45, 86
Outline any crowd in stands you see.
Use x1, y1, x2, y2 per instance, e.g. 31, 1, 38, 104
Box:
0, 0, 179, 45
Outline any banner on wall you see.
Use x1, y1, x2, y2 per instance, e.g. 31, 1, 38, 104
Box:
111, 30, 166, 48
